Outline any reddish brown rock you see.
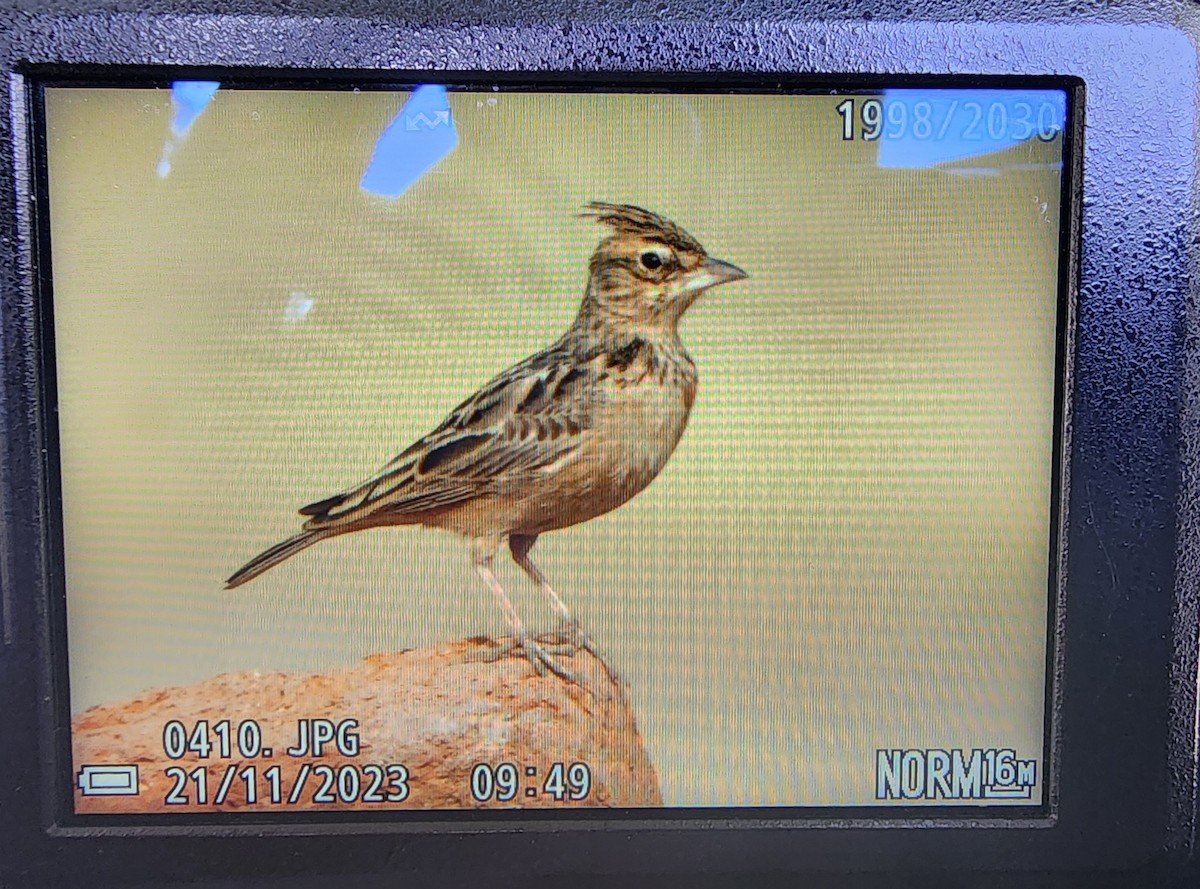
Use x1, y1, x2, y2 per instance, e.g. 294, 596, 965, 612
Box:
72, 638, 661, 814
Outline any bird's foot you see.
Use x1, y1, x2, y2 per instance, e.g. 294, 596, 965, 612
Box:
536, 621, 621, 686
468, 633, 585, 687
535, 620, 594, 655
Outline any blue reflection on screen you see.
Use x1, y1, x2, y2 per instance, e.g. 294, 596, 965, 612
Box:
361, 85, 458, 198
170, 81, 220, 137
158, 81, 220, 177
875, 89, 1067, 169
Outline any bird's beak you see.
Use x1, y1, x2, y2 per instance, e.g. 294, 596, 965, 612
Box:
678, 256, 749, 296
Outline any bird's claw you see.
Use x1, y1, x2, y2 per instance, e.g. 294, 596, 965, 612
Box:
468, 634, 586, 687
537, 621, 621, 686
536, 619, 587, 650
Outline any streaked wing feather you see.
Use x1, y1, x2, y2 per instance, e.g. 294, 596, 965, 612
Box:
300, 343, 596, 530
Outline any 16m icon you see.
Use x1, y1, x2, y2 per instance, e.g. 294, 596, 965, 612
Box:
876, 748, 1038, 801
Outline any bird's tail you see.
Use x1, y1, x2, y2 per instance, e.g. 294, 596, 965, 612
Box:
225, 530, 327, 589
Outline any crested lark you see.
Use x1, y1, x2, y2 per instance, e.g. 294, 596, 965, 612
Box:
227, 202, 747, 683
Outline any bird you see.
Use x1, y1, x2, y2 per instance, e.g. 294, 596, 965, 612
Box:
226, 202, 748, 685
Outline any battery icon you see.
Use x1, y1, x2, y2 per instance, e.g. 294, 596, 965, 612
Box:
77, 764, 139, 796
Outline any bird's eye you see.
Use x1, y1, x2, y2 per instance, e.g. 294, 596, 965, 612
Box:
640, 251, 665, 270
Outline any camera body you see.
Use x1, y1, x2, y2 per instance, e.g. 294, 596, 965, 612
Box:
0, 1, 1197, 886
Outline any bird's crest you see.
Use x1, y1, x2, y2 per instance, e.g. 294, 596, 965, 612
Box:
581, 202, 705, 255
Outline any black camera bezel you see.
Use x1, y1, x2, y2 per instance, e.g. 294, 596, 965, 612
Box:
0, 6, 1196, 887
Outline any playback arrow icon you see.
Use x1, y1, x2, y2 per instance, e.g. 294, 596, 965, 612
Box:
362, 85, 458, 198
404, 110, 451, 130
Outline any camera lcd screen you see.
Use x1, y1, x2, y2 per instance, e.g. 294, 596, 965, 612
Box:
37, 79, 1071, 818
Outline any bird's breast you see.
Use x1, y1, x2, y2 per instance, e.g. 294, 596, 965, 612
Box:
512, 359, 695, 534
599, 371, 694, 485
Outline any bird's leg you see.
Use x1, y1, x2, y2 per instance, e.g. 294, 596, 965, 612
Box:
509, 534, 619, 683
467, 536, 582, 685
508, 534, 592, 650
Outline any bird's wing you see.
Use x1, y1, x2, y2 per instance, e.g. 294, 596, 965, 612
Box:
298, 344, 600, 530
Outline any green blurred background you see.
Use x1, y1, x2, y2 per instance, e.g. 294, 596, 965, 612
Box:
46, 87, 1061, 807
